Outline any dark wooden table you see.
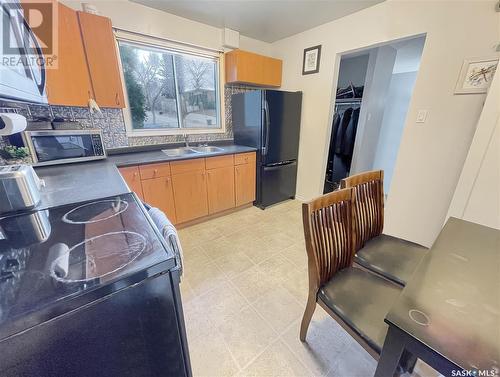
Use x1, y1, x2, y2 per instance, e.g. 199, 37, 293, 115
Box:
374, 218, 500, 377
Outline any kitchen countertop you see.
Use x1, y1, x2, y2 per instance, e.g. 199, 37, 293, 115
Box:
34, 144, 257, 209
108, 144, 256, 167
35, 160, 129, 209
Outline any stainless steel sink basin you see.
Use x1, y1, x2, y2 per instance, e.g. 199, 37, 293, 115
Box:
189, 146, 224, 153
161, 147, 200, 157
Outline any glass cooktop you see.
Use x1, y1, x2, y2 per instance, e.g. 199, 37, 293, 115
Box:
0, 193, 175, 341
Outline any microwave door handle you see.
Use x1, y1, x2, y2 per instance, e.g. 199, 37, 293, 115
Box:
262, 100, 270, 156
23, 18, 46, 95
7, 7, 32, 79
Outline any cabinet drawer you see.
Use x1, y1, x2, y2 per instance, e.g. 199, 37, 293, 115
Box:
206, 154, 234, 170
170, 159, 205, 175
139, 163, 171, 180
234, 152, 256, 166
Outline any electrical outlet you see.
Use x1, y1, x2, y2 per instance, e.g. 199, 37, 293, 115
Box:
416, 110, 428, 123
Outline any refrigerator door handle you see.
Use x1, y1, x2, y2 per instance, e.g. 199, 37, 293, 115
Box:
262, 99, 270, 155
263, 161, 297, 171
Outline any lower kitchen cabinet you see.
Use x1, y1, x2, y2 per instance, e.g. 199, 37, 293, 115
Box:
171, 170, 209, 224
141, 176, 177, 224
235, 162, 256, 206
119, 166, 144, 201
207, 166, 236, 214
118, 151, 256, 226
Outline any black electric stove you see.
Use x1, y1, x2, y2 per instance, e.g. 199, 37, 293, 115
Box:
0, 193, 189, 377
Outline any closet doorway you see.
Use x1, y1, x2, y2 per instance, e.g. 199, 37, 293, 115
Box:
324, 34, 426, 195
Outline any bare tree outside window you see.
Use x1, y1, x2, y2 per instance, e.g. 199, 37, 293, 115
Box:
175, 55, 218, 128
119, 41, 220, 131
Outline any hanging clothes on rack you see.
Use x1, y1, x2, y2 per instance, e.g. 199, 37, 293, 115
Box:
342, 107, 360, 159
323, 98, 362, 193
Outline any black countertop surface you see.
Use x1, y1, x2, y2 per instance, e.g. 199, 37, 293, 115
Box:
386, 218, 500, 371
34, 144, 256, 209
107, 144, 256, 167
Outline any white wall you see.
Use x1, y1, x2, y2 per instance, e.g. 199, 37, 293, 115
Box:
63, 0, 272, 55
447, 69, 500, 230
271, 0, 499, 247
350, 45, 397, 174
373, 71, 418, 194
370, 36, 424, 194
337, 54, 369, 88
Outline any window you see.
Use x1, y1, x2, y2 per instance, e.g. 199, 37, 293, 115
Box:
117, 37, 223, 134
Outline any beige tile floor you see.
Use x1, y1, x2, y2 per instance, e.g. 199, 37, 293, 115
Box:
178, 200, 436, 377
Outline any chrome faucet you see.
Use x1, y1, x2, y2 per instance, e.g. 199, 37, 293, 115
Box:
183, 134, 189, 147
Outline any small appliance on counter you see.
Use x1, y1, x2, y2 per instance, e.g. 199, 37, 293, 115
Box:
0, 193, 191, 376
0, 165, 44, 214
22, 129, 106, 166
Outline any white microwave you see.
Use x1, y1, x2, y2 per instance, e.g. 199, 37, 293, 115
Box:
0, 0, 47, 103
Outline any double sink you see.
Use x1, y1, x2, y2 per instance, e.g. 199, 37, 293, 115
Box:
162, 145, 224, 157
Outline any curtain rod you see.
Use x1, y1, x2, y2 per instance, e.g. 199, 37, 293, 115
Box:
113, 27, 224, 54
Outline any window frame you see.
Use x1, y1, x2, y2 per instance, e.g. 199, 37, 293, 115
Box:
114, 30, 226, 137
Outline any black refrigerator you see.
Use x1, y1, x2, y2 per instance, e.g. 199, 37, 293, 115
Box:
232, 90, 302, 209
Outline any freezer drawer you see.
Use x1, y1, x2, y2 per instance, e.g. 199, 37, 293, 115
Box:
259, 161, 297, 208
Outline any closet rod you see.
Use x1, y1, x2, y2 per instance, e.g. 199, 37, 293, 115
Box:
335, 101, 362, 106
335, 98, 362, 105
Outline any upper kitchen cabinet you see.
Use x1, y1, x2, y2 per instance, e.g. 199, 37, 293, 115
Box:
225, 50, 282, 87
45, 2, 93, 106
77, 11, 125, 108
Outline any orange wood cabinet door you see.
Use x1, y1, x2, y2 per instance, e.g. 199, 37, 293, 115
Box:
235, 162, 256, 206
45, 2, 93, 106
118, 166, 144, 201
171, 170, 209, 223
206, 166, 235, 214
262, 56, 283, 87
77, 11, 125, 108
141, 177, 177, 224
225, 49, 282, 87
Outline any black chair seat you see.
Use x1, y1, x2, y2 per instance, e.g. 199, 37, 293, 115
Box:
318, 267, 401, 354
355, 234, 427, 286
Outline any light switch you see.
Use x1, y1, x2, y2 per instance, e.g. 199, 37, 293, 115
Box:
416, 110, 428, 123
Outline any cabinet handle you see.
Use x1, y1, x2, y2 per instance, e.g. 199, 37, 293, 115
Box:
154, 169, 159, 176
115, 93, 120, 106
235, 167, 239, 175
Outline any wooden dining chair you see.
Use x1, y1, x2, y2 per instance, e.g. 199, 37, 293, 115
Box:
340, 170, 427, 286
300, 188, 402, 358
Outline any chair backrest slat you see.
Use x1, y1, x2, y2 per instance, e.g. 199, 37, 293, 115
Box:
341, 170, 384, 251
302, 189, 355, 288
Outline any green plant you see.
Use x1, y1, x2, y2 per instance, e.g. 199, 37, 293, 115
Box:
0, 145, 30, 160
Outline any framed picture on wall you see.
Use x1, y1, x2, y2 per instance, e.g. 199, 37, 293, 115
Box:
302, 45, 322, 75
454, 57, 498, 94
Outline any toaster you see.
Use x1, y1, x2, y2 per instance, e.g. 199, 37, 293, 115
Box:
0, 165, 43, 214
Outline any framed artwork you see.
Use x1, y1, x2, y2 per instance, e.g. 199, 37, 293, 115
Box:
302, 45, 322, 75
455, 57, 498, 94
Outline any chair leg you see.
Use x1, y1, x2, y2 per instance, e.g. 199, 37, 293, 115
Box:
299, 295, 316, 342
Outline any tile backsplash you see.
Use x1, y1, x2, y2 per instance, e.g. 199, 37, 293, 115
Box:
0, 85, 253, 150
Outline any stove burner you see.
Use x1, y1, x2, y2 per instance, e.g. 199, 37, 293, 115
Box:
62, 199, 129, 224
50, 231, 146, 283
